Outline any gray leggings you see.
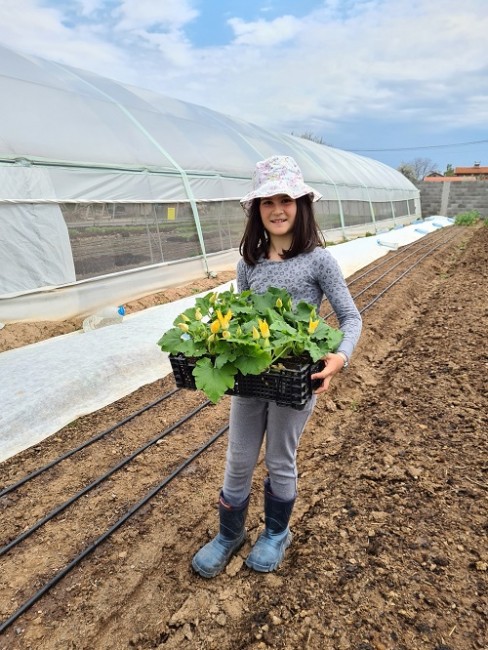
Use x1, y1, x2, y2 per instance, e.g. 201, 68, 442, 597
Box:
222, 395, 316, 505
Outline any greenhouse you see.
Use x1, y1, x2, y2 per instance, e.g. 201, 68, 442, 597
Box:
0, 44, 420, 323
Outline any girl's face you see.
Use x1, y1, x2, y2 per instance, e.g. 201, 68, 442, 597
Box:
259, 194, 297, 237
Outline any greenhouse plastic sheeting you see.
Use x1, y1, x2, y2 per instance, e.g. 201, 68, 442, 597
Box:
0, 219, 454, 463
0, 202, 75, 292
1, 44, 420, 297
0, 250, 241, 324
0, 41, 418, 203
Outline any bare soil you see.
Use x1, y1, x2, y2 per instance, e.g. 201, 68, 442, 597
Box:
1, 226, 487, 650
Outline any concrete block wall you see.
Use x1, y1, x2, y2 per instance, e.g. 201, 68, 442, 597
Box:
416, 180, 488, 218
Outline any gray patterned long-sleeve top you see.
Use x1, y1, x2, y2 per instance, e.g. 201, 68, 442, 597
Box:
236, 247, 362, 361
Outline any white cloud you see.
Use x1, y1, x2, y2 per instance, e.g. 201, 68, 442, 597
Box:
0, 0, 124, 72
200, 0, 488, 131
0, 0, 487, 145
76, 0, 102, 16
105, 0, 200, 71
132, 29, 195, 68
114, 0, 199, 31
228, 15, 302, 46
0, 0, 67, 41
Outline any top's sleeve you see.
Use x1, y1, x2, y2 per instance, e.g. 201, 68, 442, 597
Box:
317, 250, 362, 361
236, 258, 250, 292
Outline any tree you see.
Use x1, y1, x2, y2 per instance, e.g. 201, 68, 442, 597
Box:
444, 163, 455, 176
397, 157, 439, 181
291, 131, 329, 146
397, 163, 417, 183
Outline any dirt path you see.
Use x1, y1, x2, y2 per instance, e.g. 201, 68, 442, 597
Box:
0, 226, 487, 650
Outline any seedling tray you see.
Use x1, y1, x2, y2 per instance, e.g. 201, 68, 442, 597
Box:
169, 353, 324, 410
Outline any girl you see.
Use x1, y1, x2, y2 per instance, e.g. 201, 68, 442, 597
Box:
192, 155, 362, 577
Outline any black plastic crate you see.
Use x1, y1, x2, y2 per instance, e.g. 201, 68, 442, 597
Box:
169, 353, 324, 410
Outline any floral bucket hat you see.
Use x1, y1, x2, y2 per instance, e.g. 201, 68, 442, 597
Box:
240, 155, 322, 209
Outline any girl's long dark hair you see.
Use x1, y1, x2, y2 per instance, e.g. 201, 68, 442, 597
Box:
239, 194, 325, 266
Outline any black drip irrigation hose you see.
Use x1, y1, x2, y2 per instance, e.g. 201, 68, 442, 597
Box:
0, 399, 211, 557
323, 231, 457, 320
359, 234, 457, 313
0, 388, 180, 498
0, 424, 229, 635
351, 237, 448, 304
347, 231, 446, 287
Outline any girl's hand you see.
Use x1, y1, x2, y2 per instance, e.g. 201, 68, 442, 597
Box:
311, 352, 346, 394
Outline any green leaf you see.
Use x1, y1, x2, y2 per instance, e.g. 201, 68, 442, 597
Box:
157, 328, 188, 353
193, 357, 236, 403
251, 291, 279, 313
230, 303, 255, 318
294, 300, 315, 322
302, 340, 324, 362
212, 344, 237, 367
269, 320, 297, 335
323, 326, 344, 351
234, 349, 272, 375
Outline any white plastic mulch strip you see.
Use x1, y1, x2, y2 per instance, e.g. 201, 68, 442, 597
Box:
0, 282, 231, 463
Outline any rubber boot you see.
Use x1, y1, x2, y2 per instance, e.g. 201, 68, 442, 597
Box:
245, 479, 295, 573
192, 492, 249, 578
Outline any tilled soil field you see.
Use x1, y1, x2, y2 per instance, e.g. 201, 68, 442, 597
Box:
0, 225, 487, 650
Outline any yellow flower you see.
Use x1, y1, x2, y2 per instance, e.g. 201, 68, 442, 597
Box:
258, 319, 270, 338
178, 322, 189, 332
222, 330, 231, 340
210, 320, 221, 334
194, 308, 203, 321
217, 309, 233, 330
275, 298, 283, 309
308, 318, 320, 334
180, 313, 190, 322
209, 293, 217, 304
252, 326, 260, 339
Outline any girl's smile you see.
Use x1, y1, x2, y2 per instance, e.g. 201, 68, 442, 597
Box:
259, 194, 297, 235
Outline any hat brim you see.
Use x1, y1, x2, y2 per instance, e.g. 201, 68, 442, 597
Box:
240, 181, 322, 208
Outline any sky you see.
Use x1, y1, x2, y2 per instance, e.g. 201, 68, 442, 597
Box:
0, 0, 487, 173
